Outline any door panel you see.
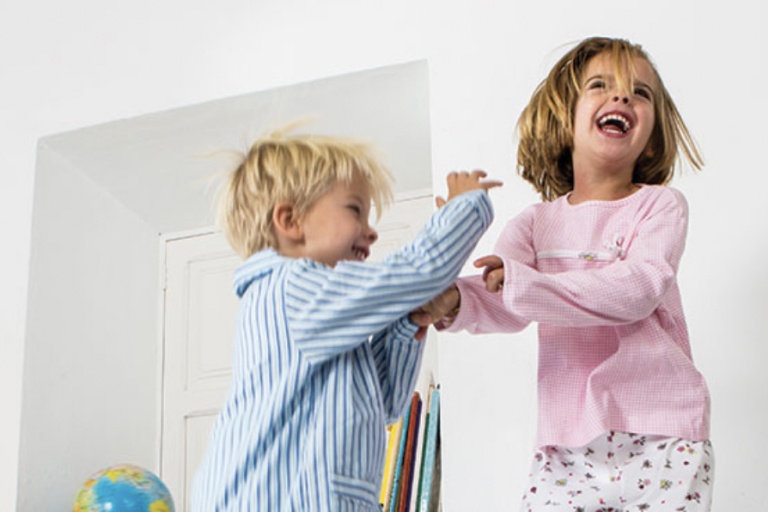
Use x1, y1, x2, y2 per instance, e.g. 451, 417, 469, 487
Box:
161, 231, 240, 511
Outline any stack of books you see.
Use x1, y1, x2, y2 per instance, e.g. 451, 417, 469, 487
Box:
378, 385, 442, 512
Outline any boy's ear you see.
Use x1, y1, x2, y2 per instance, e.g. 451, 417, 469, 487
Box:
272, 201, 303, 241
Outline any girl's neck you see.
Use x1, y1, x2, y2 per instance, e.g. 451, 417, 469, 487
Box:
568, 177, 640, 205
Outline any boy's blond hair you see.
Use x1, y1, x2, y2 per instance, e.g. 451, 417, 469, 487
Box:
517, 36, 703, 201
218, 128, 394, 259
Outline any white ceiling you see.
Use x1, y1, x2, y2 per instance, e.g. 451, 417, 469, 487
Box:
38, 61, 433, 234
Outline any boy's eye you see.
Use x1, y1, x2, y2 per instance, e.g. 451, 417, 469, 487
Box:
347, 204, 361, 216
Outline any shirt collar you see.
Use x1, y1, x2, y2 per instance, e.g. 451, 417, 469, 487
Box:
233, 248, 290, 297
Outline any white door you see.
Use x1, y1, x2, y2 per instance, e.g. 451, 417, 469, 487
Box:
160, 230, 241, 511
160, 194, 436, 510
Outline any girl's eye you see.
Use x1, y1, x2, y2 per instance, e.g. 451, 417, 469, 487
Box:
347, 205, 361, 216
587, 80, 606, 90
634, 87, 652, 100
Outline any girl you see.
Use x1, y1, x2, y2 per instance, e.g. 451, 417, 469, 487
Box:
415, 37, 714, 511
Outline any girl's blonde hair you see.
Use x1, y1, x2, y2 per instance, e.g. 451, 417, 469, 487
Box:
517, 36, 703, 201
218, 127, 394, 259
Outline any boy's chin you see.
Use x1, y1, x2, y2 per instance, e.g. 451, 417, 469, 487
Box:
340, 256, 366, 264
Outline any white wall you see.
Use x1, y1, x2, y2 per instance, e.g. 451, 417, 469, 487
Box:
2, 0, 766, 510
17, 144, 161, 510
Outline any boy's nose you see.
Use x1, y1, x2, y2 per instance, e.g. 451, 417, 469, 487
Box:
366, 226, 379, 244
612, 95, 629, 104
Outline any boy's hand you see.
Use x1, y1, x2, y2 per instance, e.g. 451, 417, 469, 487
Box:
474, 255, 505, 293
435, 169, 503, 208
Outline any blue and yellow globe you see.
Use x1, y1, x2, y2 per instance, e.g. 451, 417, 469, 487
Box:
74, 463, 175, 512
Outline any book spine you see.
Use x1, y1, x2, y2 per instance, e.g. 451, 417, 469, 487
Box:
380, 418, 403, 508
414, 385, 435, 512
397, 392, 422, 512
418, 387, 441, 512
388, 398, 413, 512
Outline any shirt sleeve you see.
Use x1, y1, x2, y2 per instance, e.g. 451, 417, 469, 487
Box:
284, 190, 494, 364
443, 206, 535, 334
370, 317, 424, 422
502, 189, 688, 326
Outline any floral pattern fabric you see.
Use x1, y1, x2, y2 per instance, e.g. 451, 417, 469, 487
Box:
521, 431, 714, 511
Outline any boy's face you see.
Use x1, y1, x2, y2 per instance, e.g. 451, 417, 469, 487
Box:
571, 52, 657, 177
297, 172, 378, 267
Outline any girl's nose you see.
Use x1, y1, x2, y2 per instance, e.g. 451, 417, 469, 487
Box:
613, 95, 629, 104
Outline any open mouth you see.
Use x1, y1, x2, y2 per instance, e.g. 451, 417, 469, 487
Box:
597, 113, 631, 134
353, 246, 369, 261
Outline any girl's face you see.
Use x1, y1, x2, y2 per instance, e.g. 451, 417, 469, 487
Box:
296, 172, 378, 267
571, 52, 658, 178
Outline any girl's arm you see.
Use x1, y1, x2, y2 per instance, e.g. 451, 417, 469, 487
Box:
500, 189, 688, 327
449, 275, 530, 333
430, 206, 536, 335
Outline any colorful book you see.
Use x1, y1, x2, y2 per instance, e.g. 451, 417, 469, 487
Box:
414, 384, 435, 512
379, 417, 404, 508
427, 433, 441, 512
397, 392, 422, 512
388, 396, 414, 512
417, 386, 441, 512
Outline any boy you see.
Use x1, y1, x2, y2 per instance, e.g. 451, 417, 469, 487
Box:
191, 128, 499, 511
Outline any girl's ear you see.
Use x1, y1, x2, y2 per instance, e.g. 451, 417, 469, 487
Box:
272, 201, 303, 242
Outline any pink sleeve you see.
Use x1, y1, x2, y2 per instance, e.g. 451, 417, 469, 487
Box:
441, 275, 530, 333
502, 189, 688, 326
442, 207, 536, 334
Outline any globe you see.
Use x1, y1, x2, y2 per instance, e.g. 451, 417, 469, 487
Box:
73, 463, 175, 512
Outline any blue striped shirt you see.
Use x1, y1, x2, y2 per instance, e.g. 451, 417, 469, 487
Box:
190, 190, 492, 511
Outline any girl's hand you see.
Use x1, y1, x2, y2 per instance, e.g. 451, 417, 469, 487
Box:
474, 255, 505, 293
435, 170, 503, 208
410, 285, 461, 328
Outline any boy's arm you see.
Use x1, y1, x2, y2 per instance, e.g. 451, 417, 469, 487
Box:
370, 317, 424, 423
285, 190, 493, 365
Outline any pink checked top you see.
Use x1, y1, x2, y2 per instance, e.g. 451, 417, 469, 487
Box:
446, 185, 711, 448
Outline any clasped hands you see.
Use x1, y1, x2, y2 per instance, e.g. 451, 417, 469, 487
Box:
410, 255, 505, 339
409, 169, 503, 340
